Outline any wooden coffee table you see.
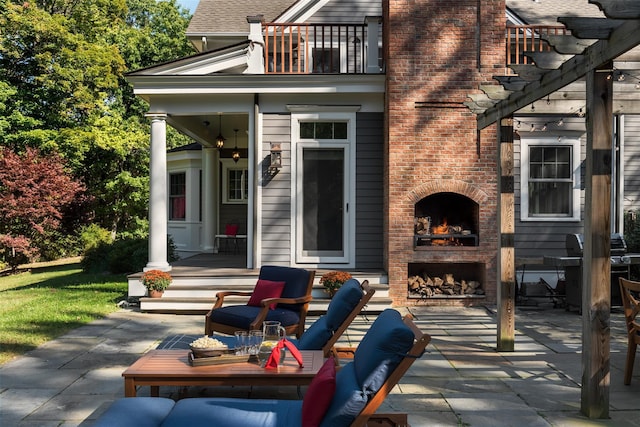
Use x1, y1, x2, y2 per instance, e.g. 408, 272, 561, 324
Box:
122, 349, 324, 397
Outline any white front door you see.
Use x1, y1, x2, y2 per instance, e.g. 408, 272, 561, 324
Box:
292, 114, 355, 266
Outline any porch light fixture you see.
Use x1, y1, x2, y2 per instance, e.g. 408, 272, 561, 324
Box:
269, 142, 282, 172
215, 115, 225, 149
232, 129, 240, 163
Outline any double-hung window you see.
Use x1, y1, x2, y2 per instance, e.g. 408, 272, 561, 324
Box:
520, 137, 581, 221
169, 172, 186, 220
221, 159, 248, 204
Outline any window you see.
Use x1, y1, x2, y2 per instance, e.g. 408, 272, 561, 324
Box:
221, 159, 248, 204
520, 137, 581, 221
312, 48, 340, 73
169, 172, 186, 220
299, 121, 348, 139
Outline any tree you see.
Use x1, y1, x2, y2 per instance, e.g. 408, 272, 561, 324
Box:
0, 147, 89, 268
0, 0, 194, 242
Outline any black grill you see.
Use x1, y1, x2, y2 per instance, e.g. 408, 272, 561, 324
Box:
543, 233, 640, 312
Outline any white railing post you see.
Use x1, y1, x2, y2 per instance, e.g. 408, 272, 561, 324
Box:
365, 16, 382, 73
245, 15, 265, 74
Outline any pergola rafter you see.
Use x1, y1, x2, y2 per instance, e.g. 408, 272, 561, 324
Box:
469, 0, 640, 418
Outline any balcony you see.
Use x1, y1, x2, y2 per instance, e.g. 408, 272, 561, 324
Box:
506, 25, 569, 66
263, 20, 383, 74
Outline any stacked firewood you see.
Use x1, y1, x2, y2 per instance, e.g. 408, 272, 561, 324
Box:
407, 273, 483, 297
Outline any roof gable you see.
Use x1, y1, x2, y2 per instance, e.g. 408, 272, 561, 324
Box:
186, 0, 298, 35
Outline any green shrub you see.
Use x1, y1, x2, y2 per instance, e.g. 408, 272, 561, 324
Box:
80, 224, 113, 252
81, 235, 178, 274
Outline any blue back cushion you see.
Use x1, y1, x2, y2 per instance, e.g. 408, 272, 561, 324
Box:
296, 317, 331, 350
320, 309, 415, 426
297, 279, 363, 350
259, 266, 311, 312
319, 363, 366, 427
354, 309, 414, 394
324, 279, 363, 330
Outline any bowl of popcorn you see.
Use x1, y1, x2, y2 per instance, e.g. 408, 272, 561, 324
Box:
189, 336, 229, 358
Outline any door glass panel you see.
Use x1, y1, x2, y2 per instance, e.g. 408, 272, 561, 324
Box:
302, 148, 344, 256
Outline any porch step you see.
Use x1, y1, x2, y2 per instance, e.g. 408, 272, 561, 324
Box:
135, 272, 390, 314
138, 294, 392, 315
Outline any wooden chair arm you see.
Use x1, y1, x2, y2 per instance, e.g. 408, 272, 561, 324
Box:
259, 295, 313, 307
211, 291, 253, 310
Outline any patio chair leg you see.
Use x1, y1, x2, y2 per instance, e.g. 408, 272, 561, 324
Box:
624, 337, 637, 385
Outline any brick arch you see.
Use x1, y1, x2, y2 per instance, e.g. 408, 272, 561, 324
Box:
406, 180, 489, 205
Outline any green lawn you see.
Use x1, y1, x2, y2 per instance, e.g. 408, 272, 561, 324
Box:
0, 262, 128, 365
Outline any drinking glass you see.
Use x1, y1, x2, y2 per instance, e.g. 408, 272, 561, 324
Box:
249, 331, 263, 355
234, 331, 249, 355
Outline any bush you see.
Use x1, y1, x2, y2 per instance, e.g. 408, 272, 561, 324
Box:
80, 224, 114, 252
81, 235, 178, 274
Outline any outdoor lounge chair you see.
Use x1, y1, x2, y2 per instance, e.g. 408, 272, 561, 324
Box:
94, 309, 431, 427
205, 266, 315, 339
619, 278, 640, 385
158, 278, 373, 359
290, 278, 374, 357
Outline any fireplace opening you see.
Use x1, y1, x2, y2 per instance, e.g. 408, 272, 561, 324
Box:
408, 262, 485, 298
414, 192, 479, 247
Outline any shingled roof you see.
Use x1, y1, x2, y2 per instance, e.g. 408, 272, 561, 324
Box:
506, 0, 604, 26
186, 0, 298, 35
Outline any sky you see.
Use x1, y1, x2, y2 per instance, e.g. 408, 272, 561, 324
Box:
176, 0, 199, 13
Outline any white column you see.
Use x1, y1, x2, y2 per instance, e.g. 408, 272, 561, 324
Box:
365, 16, 382, 74
145, 113, 171, 271
202, 147, 216, 252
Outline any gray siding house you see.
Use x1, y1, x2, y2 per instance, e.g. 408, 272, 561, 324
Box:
126, 0, 639, 305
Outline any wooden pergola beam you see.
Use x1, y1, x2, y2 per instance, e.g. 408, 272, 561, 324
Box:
477, 18, 640, 130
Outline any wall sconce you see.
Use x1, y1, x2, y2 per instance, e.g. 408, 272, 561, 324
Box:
269, 142, 282, 172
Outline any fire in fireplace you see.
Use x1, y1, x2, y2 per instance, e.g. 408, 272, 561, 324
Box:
414, 192, 479, 247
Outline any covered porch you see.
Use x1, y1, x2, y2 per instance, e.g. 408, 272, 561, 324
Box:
128, 253, 391, 314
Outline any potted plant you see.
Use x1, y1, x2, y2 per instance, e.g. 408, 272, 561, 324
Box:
141, 269, 172, 298
320, 271, 352, 297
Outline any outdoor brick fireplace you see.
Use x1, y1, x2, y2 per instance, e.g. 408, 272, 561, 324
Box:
384, 0, 503, 306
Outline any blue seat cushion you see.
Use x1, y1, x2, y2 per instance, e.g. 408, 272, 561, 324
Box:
160, 397, 303, 427
209, 305, 301, 330
259, 266, 312, 312
319, 363, 366, 427
324, 279, 363, 330
354, 309, 414, 394
94, 397, 175, 427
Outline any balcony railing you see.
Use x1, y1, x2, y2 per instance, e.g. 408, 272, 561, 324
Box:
263, 22, 383, 74
506, 25, 569, 66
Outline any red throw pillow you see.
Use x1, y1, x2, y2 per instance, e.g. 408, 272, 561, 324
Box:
247, 279, 286, 310
225, 224, 239, 236
302, 357, 336, 427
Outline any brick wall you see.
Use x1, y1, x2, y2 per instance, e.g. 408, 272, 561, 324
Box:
384, 0, 505, 305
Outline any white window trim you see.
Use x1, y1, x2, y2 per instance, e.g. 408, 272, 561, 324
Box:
520, 136, 581, 222
168, 171, 187, 222
221, 158, 249, 204
290, 111, 357, 268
